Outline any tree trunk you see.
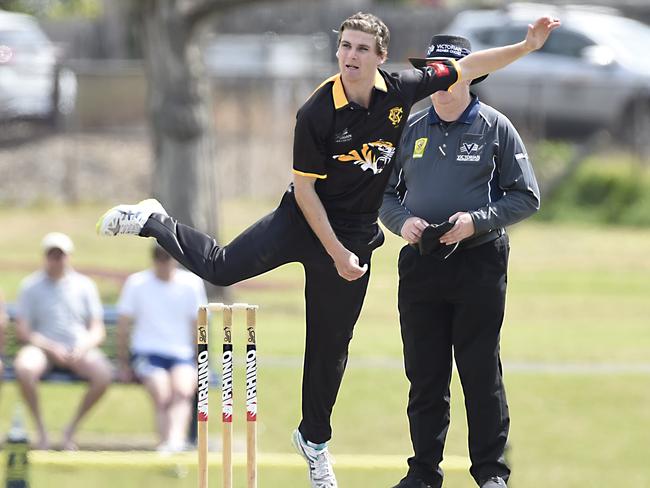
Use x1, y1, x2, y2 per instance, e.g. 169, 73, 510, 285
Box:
136, 0, 292, 298
141, 0, 219, 239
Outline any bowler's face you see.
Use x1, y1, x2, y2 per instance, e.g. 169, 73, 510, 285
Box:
336, 30, 385, 85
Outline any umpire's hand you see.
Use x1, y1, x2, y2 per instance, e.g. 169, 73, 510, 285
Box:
400, 217, 429, 244
439, 212, 475, 245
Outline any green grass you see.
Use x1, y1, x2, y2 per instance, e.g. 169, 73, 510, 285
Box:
0, 200, 649, 487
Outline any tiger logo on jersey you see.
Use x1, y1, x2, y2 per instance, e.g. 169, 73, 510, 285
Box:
334, 140, 396, 175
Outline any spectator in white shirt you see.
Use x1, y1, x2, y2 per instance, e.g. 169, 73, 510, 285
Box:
117, 245, 207, 452
0, 289, 7, 394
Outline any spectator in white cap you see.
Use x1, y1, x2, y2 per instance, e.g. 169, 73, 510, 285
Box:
14, 232, 112, 450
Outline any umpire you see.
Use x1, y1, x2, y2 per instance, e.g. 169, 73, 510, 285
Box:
380, 35, 541, 488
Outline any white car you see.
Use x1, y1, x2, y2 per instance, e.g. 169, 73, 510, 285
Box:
0, 9, 76, 124
444, 3, 650, 147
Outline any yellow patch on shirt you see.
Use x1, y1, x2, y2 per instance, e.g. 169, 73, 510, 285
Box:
413, 137, 428, 159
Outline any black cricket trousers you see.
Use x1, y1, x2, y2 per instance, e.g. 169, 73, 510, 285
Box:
397, 235, 511, 487
141, 189, 383, 444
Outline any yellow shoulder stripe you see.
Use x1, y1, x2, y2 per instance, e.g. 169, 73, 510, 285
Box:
374, 70, 388, 92
292, 169, 328, 180
306, 74, 350, 110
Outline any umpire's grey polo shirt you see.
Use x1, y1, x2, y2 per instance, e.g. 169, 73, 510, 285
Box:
380, 96, 540, 237
16, 269, 103, 349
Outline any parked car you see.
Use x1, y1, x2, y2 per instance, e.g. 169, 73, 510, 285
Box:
443, 3, 650, 147
0, 9, 76, 124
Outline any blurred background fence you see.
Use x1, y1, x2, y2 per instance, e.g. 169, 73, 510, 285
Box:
1, 0, 647, 204
3, 0, 650, 207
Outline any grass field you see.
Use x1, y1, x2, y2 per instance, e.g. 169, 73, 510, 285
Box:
0, 200, 649, 487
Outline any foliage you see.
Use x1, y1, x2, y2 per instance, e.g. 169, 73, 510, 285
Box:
536, 152, 650, 226
0, 0, 101, 19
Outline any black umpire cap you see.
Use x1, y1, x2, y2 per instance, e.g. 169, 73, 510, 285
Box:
409, 34, 488, 85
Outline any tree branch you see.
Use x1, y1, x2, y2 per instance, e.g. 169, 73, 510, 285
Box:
184, 0, 220, 28
184, 0, 292, 29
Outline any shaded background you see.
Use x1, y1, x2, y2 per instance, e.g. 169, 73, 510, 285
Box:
0, 1, 649, 487
3, 0, 650, 204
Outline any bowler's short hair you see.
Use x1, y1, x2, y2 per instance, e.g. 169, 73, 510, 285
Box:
337, 12, 390, 58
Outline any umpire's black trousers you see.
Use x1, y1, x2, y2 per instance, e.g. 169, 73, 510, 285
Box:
398, 235, 511, 487
141, 189, 383, 444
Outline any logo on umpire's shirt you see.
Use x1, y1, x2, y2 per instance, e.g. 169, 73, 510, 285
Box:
413, 138, 428, 159
457, 142, 484, 162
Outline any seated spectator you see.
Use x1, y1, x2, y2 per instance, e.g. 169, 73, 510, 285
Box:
117, 245, 207, 453
0, 290, 6, 388
14, 232, 112, 450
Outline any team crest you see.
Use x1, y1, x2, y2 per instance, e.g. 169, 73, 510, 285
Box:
334, 139, 396, 174
388, 106, 404, 127
413, 138, 428, 159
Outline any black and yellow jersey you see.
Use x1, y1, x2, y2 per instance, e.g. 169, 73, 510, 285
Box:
292, 60, 460, 219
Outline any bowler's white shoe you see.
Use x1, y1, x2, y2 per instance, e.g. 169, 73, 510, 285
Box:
292, 429, 338, 488
96, 198, 167, 236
